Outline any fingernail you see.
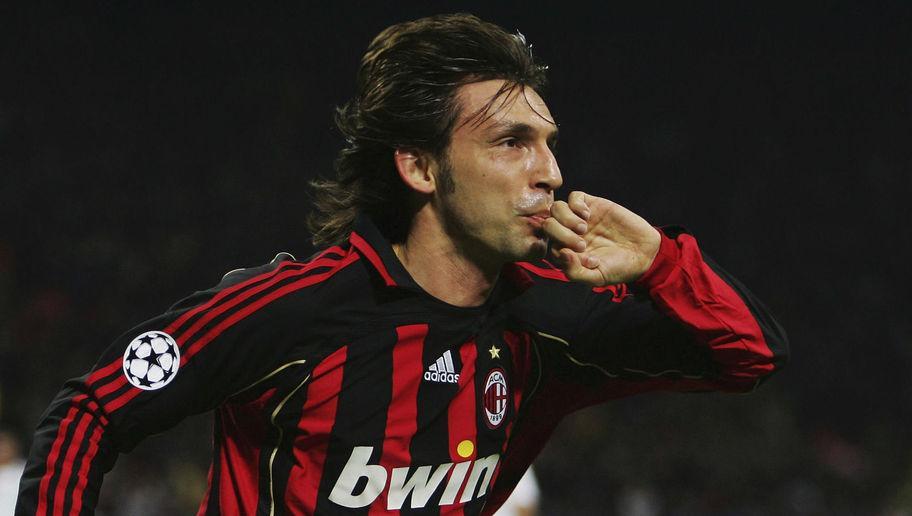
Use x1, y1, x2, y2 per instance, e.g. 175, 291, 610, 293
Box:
575, 239, 586, 252
576, 223, 587, 234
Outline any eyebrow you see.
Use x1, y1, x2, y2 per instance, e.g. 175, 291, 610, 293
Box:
485, 121, 560, 147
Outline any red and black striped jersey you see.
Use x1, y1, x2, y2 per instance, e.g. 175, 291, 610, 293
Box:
16, 217, 788, 515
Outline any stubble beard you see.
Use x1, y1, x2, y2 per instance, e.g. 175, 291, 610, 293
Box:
437, 158, 548, 266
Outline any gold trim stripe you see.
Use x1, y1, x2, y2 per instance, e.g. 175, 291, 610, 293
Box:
268, 373, 311, 516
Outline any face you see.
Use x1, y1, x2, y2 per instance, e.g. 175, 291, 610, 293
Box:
433, 79, 562, 264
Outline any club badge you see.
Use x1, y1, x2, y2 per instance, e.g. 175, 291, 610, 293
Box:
483, 368, 508, 429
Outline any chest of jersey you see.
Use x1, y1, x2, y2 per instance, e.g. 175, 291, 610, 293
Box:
221, 311, 537, 514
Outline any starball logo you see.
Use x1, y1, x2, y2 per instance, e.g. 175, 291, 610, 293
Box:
329, 446, 500, 509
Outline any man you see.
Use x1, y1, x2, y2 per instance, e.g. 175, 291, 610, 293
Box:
17, 13, 787, 515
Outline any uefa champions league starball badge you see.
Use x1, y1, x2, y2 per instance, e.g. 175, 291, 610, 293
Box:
122, 331, 180, 390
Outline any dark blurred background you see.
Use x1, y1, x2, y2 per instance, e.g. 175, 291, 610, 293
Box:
1, 2, 910, 514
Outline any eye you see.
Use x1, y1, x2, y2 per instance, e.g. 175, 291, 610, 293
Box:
499, 138, 521, 148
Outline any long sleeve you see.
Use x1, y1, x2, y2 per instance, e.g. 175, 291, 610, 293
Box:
15, 253, 323, 515
513, 226, 789, 404
484, 230, 789, 515
623, 226, 789, 390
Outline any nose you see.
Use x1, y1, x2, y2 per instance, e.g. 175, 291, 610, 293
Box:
532, 144, 562, 192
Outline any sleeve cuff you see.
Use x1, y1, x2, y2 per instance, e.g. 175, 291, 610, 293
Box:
633, 227, 682, 291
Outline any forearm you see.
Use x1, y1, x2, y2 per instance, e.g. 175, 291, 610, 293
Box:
633, 227, 789, 390
17, 382, 117, 515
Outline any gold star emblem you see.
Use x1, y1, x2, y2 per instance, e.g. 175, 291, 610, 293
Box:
488, 345, 501, 359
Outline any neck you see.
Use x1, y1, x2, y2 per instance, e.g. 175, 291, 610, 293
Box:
392, 210, 500, 308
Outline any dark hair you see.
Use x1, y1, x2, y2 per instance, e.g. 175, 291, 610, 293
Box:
307, 13, 549, 246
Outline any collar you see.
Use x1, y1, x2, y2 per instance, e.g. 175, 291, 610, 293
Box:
349, 215, 422, 291
348, 215, 535, 296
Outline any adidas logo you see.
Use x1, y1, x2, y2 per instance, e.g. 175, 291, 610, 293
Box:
424, 350, 460, 384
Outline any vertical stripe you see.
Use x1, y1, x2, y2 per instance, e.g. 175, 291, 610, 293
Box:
286, 346, 348, 515
441, 340, 478, 513
52, 412, 92, 516
484, 331, 533, 503
314, 329, 395, 514
216, 405, 261, 515
369, 324, 427, 515
501, 331, 531, 444
201, 414, 227, 516
267, 377, 313, 516
36, 405, 80, 515
196, 463, 214, 516
69, 423, 104, 515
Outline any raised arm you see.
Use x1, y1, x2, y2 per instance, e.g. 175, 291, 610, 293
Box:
522, 191, 788, 397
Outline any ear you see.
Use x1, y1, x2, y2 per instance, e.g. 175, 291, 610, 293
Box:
394, 148, 436, 195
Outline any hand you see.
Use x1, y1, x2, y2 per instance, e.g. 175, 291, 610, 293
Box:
542, 191, 661, 286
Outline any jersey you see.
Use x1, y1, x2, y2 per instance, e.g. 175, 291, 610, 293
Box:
16, 216, 788, 515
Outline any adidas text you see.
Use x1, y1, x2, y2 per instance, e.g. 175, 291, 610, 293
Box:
424, 371, 459, 383
424, 349, 460, 384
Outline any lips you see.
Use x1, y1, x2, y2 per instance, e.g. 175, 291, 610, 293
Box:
521, 211, 551, 228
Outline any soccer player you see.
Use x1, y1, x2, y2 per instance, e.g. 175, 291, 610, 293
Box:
17, 13, 788, 515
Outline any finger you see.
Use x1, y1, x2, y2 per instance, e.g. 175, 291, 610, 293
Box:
559, 249, 604, 283
549, 201, 588, 235
551, 247, 571, 270
580, 253, 600, 269
543, 217, 586, 252
567, 191, 591, 220
549, 244, 563, 263
564, 249, 599, 269
558, 250, 601, 269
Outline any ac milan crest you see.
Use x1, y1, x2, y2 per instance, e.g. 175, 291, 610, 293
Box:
483, 368, 508, 429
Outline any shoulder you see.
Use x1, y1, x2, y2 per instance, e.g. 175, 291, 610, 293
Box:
219, 246, 358, 284
168, 245, 367, 316
217, 251, 300, 287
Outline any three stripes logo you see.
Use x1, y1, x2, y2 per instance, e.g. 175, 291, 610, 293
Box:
424, 350, 460, 384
